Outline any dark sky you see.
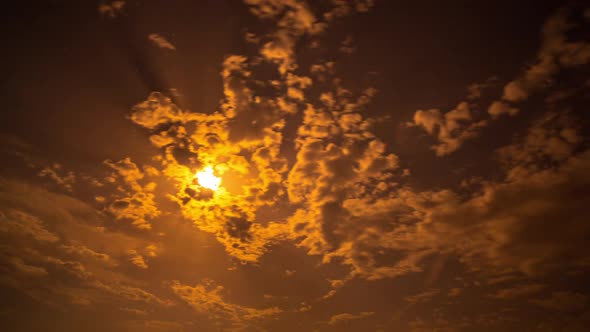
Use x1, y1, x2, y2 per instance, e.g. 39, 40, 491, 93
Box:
1, 1, 590, 331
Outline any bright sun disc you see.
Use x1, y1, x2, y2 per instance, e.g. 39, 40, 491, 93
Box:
195, 167, 221, 191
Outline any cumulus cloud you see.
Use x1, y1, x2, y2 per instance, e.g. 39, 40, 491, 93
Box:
244, 0, 373, 75
5, 2, 590, 330
487, 100, 519, 119
244, 0, 320, 74
501, 8, 590, 103
411, 7, 590, 156
127, 59, 292, 261
38, 163, 76, 191
283, 107, 589, 284
103, 158, 160, 230
406, 112, 590, 277
411, 102, 487, 156
127, 249, 148, 269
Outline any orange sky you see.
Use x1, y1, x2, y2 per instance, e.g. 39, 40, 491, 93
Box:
1, 1, 590, 331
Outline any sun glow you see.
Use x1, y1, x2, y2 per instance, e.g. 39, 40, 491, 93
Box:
195, 166, 221, 191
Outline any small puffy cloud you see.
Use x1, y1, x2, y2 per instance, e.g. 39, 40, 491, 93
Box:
130, 92, 206, 130
487, 100, 519, 119
127, 250, 148, 269
328, 311, 374, 325
38, 163, 76, 191
148, 34, 176, 50
98, 0, 125, 18
411, 102, 487, 156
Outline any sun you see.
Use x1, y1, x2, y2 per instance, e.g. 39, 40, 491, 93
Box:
195, 166, 221, 191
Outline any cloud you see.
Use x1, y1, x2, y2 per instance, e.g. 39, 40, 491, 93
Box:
531, 291, 587, 312
328, 311, 374, 325
244, 0, 373, 75
103, 158, 160, 230
98, 0, 125, 18
487, 100, 519, 119
60, 244, 112, 264
288, 108, 590, 283
148, 34, 176, 50
0, 179, 170, 307
405, 288, 440, 304
501, 8, 590, 103
284, 84, 416, 281
339, 35, 356, 54
410, 112, 590, 277
323, 0, 375, 22
244, 0, 320, 74
38, 163, 76, 191
490, 284, 545, 299
466, 76, 497, 100
127, 250, 148, 269
171, 279, 281, 329
411, 102, 488, 156
411, 7, 590, 156
496, 111, 581, 179
0, 209, 59, 243
127, 60, 292, 261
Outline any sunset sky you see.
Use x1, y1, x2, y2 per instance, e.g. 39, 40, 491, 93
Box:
2, 1, 590, 331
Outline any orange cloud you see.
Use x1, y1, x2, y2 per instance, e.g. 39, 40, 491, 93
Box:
148, 33, 176, 50
171, 279, 281, 329
328, 311, 374, 325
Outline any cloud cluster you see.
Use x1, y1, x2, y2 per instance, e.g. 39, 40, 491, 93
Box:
410, 7, 590, 156
128, 71, 291, 261
402, 111, 590, 277
122, 4, 590, 295
103, 158, 160, 230
0, 179, 169, 308
171, 279, 281, 329
501, 8, 590, 103
411, 102, 487, 156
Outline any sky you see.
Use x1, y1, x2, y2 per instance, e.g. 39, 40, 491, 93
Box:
1, 1, 590, 331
